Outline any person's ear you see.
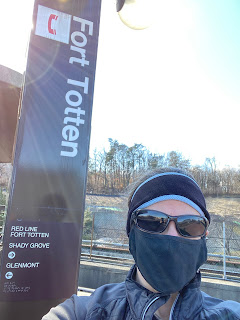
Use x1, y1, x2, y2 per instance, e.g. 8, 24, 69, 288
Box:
206, 230, 209, 237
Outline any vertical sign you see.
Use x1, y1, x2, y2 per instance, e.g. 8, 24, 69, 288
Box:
0, 0, 102, 319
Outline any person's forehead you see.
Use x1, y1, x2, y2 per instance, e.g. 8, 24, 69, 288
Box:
146, 199, 201, 216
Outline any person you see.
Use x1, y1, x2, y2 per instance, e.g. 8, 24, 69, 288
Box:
42, 167, 240, 319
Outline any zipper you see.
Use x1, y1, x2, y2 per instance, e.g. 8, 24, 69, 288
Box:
141, 297, 160, 320
169, 293, 180, 320
141, 293, 180, 320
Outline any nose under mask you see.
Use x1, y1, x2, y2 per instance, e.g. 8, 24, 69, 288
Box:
129, 225, 207, 295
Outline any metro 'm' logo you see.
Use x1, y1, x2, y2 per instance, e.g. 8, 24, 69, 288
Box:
48, 14, 58, 35
35, 5, 71, 44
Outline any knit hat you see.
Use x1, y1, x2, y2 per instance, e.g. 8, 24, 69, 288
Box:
127, 172, 210, 235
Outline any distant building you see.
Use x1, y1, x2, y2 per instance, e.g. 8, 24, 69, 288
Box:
0, 64, 23, 163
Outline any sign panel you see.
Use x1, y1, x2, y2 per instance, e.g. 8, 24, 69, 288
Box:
35, 5, 71, 44
0, 221, 80, 301
0, 0, 102, 318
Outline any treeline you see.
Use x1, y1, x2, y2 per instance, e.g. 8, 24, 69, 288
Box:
87, 139, 240, 196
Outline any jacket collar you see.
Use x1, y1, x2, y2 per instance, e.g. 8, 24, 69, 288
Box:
125, 265, 170, 319
173, 272, 203, 319
125, 265, 203, 320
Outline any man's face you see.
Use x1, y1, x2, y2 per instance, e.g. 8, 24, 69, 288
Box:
133, 199, 209, 293
146, 199, 209, 239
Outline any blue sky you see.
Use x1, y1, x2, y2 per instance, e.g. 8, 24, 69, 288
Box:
1, 0, 239, 169
193, 0, 240, 98
91, 0, 240, 169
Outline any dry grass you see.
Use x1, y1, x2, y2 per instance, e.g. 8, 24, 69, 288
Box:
85, 194, 127, 211
206, 197, 240, 221
85, 194, 240, 221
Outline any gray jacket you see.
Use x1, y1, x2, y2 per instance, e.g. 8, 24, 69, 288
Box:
43, 266, 240, 319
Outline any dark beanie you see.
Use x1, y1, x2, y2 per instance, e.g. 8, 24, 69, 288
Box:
127, 172, 210, 235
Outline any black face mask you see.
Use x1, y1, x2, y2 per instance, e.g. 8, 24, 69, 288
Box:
129, 225, 207, 295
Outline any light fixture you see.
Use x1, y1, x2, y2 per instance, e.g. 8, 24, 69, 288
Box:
116, 0, 158, 30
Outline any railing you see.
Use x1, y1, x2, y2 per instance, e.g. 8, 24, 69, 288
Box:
82, 208, 240, 282
0, 203, 239, 282
81, 239, 240, 282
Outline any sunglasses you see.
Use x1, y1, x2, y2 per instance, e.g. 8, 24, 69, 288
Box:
131, 209, 208, 238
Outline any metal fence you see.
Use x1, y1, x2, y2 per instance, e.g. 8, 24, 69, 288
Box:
1, 200, 240, 281
82, 206, 240, 282
202, 218, 240, 281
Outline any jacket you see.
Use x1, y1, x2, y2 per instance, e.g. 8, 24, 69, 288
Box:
43, 265, 240, 319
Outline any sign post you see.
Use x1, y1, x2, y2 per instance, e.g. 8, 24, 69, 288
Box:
0, 0, 102, 318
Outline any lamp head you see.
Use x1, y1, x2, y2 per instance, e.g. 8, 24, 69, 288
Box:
116, 0, 158, 30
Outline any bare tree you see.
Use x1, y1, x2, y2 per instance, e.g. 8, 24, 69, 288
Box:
87, 140, 240, 196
